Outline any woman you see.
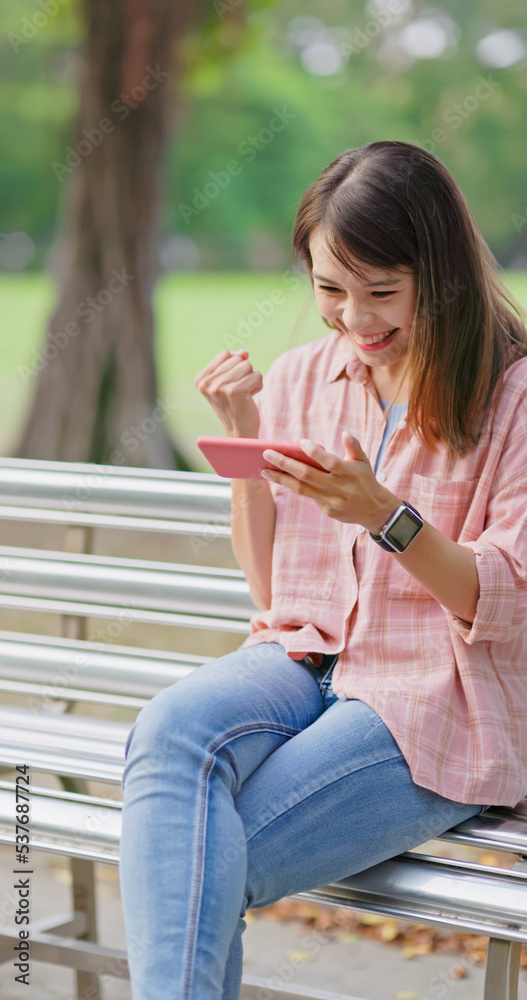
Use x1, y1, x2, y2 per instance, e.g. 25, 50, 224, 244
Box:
120, 141, 527, 1000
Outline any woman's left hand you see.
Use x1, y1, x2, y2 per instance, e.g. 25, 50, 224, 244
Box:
261, 432, 399, 535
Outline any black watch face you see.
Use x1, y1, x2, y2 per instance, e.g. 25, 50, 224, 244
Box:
387, 508, 422, 551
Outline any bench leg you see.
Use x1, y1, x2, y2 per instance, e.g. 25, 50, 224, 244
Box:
70, 856, 101, 1000
60, 774, 101, 1000
484, 938, 521, 1000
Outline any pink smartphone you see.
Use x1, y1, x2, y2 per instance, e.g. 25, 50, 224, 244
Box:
197, 436, 328, 479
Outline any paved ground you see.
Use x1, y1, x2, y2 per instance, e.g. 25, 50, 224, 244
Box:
1, 844, 527, 1000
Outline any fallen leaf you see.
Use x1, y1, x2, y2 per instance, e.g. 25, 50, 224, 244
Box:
286, 951, 314, 964
403, 943, 432, 959
380, 919, 400, 942
253, 899, 527, 972
464, 946, 487, 966
360, 913, 387, 925
315, 910, 339, 931
467, 935, 490, 948
408, 928, 433, 944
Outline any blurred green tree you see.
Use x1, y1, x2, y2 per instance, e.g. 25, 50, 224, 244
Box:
168, 0, 527, 264
13, 0, 202, 466
6, 0, 267, 466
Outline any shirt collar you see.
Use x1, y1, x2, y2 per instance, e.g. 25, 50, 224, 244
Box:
325, 331, 370, 384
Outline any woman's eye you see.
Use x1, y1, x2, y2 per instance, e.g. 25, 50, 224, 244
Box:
317, 285, 396, 298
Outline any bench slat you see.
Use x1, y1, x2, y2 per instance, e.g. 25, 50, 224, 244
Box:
0, 594, 251, 631
437, 809, 527, 856
0, 545, 252, 612
0, 630, 206, 699
0, 460, 232, 523
0, 545, 255, 629
0, 747, 123, 784
0, 679, 149, 710
0, 706, 128, 742
0, 783, 120, 862
0, 504, 232, 536
0, 708, 127, 783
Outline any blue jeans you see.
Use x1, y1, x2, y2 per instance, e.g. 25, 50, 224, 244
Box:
120, 641, 486, 1000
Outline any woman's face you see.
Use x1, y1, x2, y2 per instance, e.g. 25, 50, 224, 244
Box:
309, 229, 418, 381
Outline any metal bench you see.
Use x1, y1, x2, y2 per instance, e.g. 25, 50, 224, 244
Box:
0, 456, 526, 1000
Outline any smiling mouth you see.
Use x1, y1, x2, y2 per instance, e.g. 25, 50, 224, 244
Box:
352, 327, 399, 348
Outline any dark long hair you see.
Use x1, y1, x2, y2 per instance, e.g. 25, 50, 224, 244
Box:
292, 141, 527, 455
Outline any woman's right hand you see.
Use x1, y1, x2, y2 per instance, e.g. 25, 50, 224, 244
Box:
194, 349, 263, 438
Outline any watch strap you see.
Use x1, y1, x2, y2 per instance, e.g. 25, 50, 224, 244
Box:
368, 531, 396, 551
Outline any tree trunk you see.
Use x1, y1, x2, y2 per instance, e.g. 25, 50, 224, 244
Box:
16, 0, 194, 468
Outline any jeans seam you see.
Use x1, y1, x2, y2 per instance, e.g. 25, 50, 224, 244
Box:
210, 721, 301, 753
245, 750, 404, 846
182, 720, 303, 998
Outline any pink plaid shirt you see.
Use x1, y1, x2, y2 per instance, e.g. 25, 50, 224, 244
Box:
240, 330, 527, 807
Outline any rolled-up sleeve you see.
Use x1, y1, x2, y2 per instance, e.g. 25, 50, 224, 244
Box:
446, 539, 524, 643
446, 464, 527, 644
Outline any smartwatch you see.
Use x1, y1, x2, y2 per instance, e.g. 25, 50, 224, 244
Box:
369, 501, 423, 553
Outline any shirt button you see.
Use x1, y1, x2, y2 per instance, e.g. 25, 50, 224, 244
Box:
377, 472, 386, 483
399, 419, 407, 430
356, 525, 365, 534
337, 692, 347, 701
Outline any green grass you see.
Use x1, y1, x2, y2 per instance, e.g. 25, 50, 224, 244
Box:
0, 271, 328, 467
2, 270, 527, 469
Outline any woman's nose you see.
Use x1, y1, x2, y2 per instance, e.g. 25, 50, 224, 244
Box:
340, 297, 374, 332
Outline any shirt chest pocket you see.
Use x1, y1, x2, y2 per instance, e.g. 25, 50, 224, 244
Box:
271, 484, 339, 601
387, 475, 478, 600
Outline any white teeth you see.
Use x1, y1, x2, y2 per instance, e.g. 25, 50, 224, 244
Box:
355, 328, 396, 346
